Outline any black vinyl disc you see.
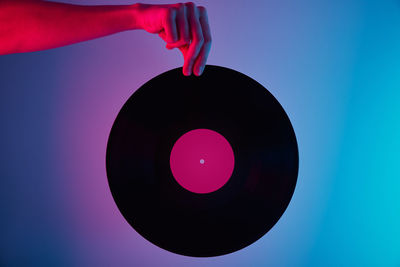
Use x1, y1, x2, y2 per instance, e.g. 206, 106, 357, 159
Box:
106, 65, 298, 257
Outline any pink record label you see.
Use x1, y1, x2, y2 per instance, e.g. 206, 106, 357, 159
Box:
170, 129, 235, 194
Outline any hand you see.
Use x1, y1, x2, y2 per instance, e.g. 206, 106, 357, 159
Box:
135, 2, 212, 76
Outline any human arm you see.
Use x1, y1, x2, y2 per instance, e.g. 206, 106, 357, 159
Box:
0, 1, 211, 76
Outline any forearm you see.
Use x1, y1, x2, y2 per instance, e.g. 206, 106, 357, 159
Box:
0, 1, 141, 55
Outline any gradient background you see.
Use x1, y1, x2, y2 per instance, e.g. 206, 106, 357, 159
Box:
1, 0, 399, 266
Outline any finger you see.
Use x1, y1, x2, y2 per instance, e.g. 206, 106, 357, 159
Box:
163, 8, 178, 43
175, 4, 190, 44
182, 2, 203, 76
193, 6, 212, 76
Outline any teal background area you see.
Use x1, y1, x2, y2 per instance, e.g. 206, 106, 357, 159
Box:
0, 0, 399, 266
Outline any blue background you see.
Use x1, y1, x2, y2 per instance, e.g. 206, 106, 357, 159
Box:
1, 0, 399, 266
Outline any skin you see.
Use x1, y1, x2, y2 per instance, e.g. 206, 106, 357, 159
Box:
0, 1, 212, 76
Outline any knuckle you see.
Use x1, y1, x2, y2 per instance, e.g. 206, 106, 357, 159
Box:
195, 35, 204, 45
204, 39, 212, 48
177, 5, 186, 17
194, 38, 204, 50
185, 2, 195, 8
198, 6, 207, 14
193, 30, 203, 41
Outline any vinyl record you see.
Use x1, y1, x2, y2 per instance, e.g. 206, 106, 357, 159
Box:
106, 65, 298, 257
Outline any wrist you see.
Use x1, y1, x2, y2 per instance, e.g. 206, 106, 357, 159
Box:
128, 3, 144, 30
